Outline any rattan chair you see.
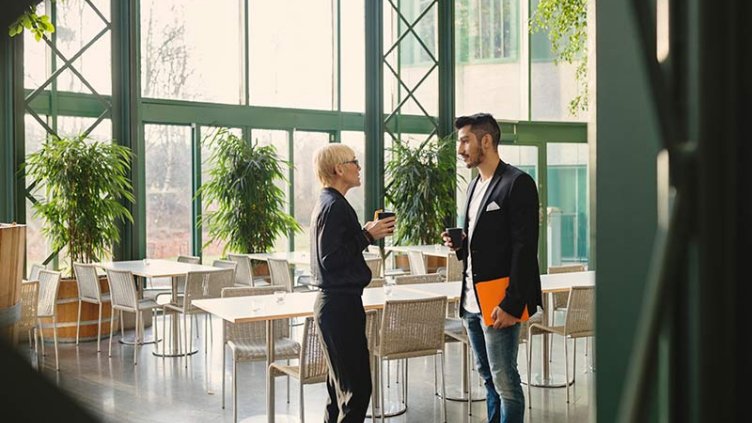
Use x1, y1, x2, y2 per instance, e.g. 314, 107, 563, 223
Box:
269, 316, 328, 423
394, 273, 443, 285
73, 262, 112, 351
406, 250, 427, 275
36, 269, 62, 371
268, 258, 309, 293
367, 277, 385, 288
28, 263, 45, 281
365, 257, 383, 278
211, 259, 237, 282
105, 268, 161, 365
163, 269, 234, 366
227, 253, 269, 287
220, 285, 300, 423
547, 263, 587, 360
443, 316, 476, 416
527, 286, 594, 404
375, 296, 448, 422
17, 280, 39, 365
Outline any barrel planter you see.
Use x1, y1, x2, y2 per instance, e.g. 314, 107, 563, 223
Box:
40, 276, 112, 343
0, 223, 25, 345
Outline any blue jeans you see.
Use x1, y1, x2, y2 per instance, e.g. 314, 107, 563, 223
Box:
463, 310, 524, 423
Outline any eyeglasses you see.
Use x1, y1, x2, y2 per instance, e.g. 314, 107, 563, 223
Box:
341, 159, 360, 167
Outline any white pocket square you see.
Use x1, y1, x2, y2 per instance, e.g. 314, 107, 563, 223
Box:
486, 201, 500, 211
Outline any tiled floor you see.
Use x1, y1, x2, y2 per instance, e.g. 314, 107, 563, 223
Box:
20, 312, 594, 422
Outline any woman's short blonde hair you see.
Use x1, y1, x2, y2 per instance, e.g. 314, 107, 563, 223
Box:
313, 144, 356, 187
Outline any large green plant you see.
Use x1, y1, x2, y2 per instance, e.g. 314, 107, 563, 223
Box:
385, 135, 460, 245
25, 134, 134, 270
198, 128, 300, 255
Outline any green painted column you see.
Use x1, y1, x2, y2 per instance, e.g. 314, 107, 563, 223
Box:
364, 0, 384, 216
111, 0, 143, 260
596, 1, 660, 422
437, 0, 456, 229
0, 34, 25, 224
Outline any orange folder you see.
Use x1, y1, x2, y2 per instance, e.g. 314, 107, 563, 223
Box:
475, 277, 529, 326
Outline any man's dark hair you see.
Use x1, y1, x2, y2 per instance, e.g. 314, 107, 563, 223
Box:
454, 113, 501, 147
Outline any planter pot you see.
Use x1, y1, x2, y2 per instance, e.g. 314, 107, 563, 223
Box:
0, 224, 25, 345
39, 275, 150, 343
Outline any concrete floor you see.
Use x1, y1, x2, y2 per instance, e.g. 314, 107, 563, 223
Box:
20, 312, 594, 423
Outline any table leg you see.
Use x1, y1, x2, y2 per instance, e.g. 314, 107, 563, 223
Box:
267, 320, 276, 423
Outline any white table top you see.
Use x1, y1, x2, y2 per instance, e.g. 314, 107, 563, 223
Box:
385, 244, 453, 257
192, 286, 442, 324
540, 270, 595, 292
96, 259, 222, 278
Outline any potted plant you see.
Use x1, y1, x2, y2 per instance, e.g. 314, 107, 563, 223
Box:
24, 133, 134, 341
25, 134, 134, 270
384, 134, 460, 273
198, 128, 300, 256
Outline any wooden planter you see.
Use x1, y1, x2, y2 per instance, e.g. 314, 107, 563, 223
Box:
0, 224, 25, 345
40, 275, 114, 343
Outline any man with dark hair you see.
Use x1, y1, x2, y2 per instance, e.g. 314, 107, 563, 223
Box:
443, 112, 543, 423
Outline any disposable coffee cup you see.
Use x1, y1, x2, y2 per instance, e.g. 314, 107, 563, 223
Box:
446, 227, 463, 247
376, 210, 395, 220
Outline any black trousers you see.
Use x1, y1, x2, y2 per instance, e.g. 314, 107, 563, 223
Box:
314, 291, 372, 423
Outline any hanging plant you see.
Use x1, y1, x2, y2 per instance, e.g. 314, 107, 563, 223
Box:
198, 128, 300, 255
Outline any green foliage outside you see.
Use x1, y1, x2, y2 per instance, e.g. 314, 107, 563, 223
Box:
25, 135, 134, 274
8, 3, 55, 40
198, 128, 300, 255
385, 135, 461, 245
530, 0, 589, 115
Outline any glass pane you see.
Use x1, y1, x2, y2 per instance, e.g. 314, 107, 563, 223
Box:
251, 129, 291, 253
24, 115, 50, 267
57, 116, 112, 142
455, 0, 525, 120
141, 0, 243, 104
23, 1, 48, 89
56, 0, 111, 95
385, 0, 438, 117
341, 132, 366, 222
200, 127, 242, 263
530, 0, 587, 121
249, 0, 334, 109
145, 125, 193, 259
293, 132, 330, 252
547, 143, 588, 266
499, 145, 538, 183
341, 0, 365, 112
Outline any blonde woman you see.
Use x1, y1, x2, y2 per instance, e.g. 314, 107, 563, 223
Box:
310, 144, 395, 422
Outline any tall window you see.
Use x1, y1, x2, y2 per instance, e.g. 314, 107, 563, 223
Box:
457, 0, 519, 63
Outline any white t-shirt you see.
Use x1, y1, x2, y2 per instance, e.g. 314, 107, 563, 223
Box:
462, 176, 492, 314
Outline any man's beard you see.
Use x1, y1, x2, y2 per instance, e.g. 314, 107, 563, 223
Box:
465, 150, 485, 168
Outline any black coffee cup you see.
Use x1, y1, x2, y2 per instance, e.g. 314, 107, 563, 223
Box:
376, 210, 395, 220
446, 227, 463, 247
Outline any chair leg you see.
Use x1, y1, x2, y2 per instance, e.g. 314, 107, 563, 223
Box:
184, 313, 189, 368
76, 300, 82, 346
222, 343, 226, 409
527, 330, 533, 409
134, 312, 139, 365
109, 310, 115, 357
233, 354, 238, 423
403, 360, 409, 406
97, 302, 103, 352
439, 352, 447, 423
162, 306, 167, 358
38, 318, 45, 357
52, 316, 59, 371
152, 309, 159, 355
286, 360, 291, 403
466, 343, 473, 416
380, 359, 385, 423
573, 337, 578, 384
299, 383, 305, 423
564, 336, 570, 403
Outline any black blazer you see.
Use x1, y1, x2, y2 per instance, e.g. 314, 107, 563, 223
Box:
457, 160, 543, 319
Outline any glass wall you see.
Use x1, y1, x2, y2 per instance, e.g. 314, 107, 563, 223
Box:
547, 143, 589, 265
144, 125, 193, 259
14, 0, 589, 268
